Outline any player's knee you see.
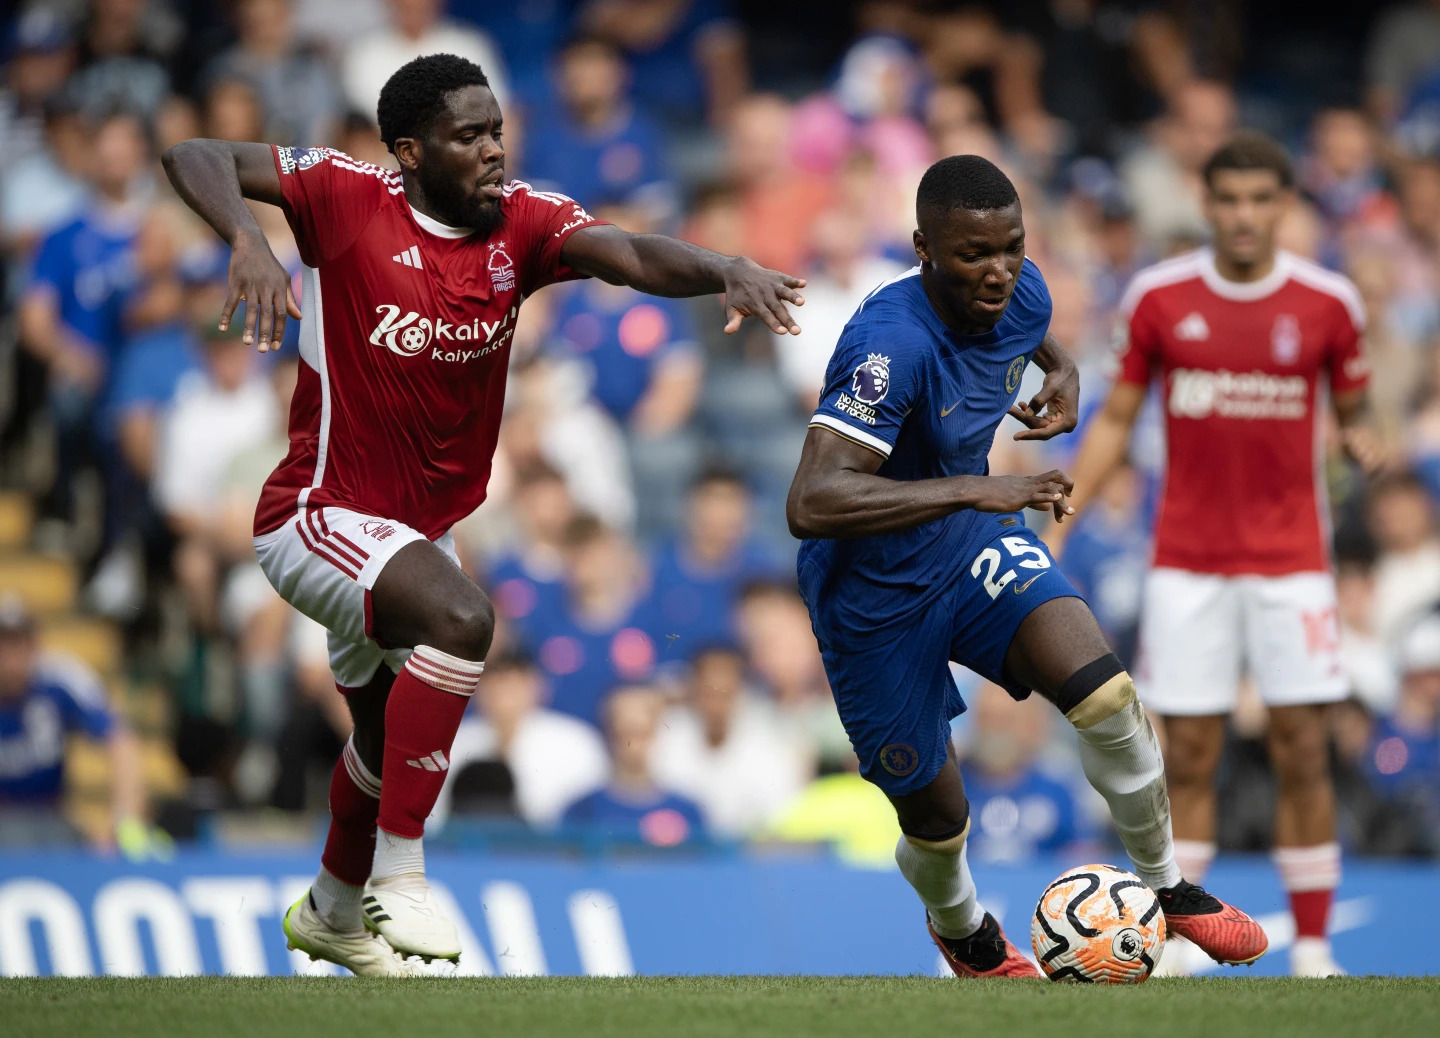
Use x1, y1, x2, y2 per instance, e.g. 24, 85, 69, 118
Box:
429, 593, 495, 661
901, 816, 971, 855
1270, 715, 1331, 786
898, 794, 971, 849
1056, 652, 1136, 731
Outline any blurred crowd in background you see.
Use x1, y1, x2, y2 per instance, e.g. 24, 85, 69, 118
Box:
1, 0, 1439, 865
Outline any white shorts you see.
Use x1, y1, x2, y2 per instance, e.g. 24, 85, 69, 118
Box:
253, 507, 459, 689
1135, 567, 1347, 715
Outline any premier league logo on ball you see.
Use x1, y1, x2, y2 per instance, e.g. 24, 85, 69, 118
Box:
851, 353, 891, 405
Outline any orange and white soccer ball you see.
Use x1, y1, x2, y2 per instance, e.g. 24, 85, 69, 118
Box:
1031, 863, 1166, 983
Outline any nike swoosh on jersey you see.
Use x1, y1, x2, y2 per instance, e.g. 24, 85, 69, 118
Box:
940, 401, 961, 417
1013, 574, 1043, 594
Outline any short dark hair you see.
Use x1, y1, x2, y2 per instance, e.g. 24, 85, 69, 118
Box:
916, 154, 1019, 226
377, 53, 490, 153
690, 464, 747, 495
1202, 131, 1294, 190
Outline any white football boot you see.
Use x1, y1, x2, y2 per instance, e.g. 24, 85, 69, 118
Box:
1291, 937, 1346, 977
282, 893, 425, 977
363, 873, 462, 962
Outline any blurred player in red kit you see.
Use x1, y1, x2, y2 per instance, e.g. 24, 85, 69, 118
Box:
1055, 132, 1381, 977
163, 53, 805, 976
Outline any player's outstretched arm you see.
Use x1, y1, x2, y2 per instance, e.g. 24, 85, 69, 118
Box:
786, 426, 1073, 539
560, 223, 805, 335
1008, 333, 1080, 440
1333, 387, 1386, 475
161, 139, 300, 353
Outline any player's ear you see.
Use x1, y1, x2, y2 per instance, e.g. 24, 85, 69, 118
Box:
913, 228, 929, 265
392, 137, 422, 173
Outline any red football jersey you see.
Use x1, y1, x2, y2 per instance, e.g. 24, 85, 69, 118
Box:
1116, 249, 1369, 575
254, 147, 603, 539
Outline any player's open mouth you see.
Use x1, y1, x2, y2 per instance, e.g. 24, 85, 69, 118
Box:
479, 170, 505, 199
972, 296, 1009, 313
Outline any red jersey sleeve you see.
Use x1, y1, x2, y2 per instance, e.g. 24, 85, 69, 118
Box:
1326, 293, 1370, 394
1116, 292, 1162, 386
271, 147, 393, 267
501, 181, 609, 294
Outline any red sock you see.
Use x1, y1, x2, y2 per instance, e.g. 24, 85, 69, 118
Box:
1273, 842, 1340, 940
1288, 888, 1334, 940
321, 736, 381, 885
376, 645, 484, 839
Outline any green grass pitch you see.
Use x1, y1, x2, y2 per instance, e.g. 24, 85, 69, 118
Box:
5, 976, 1438, 1038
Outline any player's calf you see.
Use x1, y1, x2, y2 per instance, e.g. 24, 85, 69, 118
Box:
896, 803, 1039, 978
1057, 654, 1268, 965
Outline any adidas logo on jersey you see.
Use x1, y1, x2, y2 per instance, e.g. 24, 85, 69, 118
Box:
392, 245, 423, 269
405, 750, 449, 772
1174, 312, 1210, 341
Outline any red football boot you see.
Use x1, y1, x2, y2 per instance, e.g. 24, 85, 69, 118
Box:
929, 912, 1042, 978
1158, 880, 1269, 965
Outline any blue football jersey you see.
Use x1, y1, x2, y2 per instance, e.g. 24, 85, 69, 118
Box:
0, 655, 115, 802
799, 259, 1053, 634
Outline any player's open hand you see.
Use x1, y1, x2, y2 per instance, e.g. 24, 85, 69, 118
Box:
1010, 355, 1080, 441
972, 470, 1075, 522
722, 256, 805, 335
221, 229, 302, 353
1340, 425, 1387, 476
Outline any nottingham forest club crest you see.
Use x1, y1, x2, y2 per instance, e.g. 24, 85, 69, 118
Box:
851, 353, 892, 404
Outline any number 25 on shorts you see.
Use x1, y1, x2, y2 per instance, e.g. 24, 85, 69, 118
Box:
972, 535, 1052, 600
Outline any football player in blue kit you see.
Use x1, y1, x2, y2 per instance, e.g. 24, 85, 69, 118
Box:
787, 156, 1268, 977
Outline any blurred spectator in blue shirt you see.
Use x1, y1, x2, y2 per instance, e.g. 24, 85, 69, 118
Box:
449, 0, 571, 110
549, 242, 700, 426
561, 684, 706, 844
18, 109, 152, 531
524, 34, 675, 221
532, 516, 656, 726
1368, 614, 1440, 805
486, 463, 577, 649
645, 468, 783, 663
578, 0, 747, 127
549, 200, 703, 536
0, 595, 145, 850
1056, 460, 1149, 665
959, 683, 1089, 864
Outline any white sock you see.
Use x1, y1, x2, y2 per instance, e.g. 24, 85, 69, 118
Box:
1174, 839, 1217, 883
311, 865, 364, 933
371, 828, 426, 881
1273, 842, 1341, 893
1075, 698, 1182, 891
894, 834, 986, 940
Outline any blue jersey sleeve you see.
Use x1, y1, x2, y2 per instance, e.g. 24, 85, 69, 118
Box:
808, 307, 928, 459
29, 225, 72, 295
39, 656, 115, 740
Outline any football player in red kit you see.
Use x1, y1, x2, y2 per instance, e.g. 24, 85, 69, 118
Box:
1055, 132, 1382, 976
163, 53, 805, 975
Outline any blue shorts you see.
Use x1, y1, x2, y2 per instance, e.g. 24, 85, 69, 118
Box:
802, 517, 1082, 797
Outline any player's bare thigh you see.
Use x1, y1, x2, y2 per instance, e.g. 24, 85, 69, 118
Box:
1001, 596, 1114, 704
368, 539, 496, 661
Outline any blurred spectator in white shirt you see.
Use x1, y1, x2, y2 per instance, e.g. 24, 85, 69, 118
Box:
651, 645, 809, 837
341, 0, 510, 119
431, 654, 609, 830
1122, 80, 1236, 253
774, 205, 907, 413
1368, 472, 1440, 648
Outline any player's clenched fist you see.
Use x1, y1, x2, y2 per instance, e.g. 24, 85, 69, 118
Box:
968, 470, 1075, 522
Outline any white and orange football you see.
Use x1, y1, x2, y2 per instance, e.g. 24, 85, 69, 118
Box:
1031, 863, 1166, 983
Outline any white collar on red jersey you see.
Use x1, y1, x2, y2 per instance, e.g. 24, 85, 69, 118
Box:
408, 203, 472, 239
1198, 248, 1294, 301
